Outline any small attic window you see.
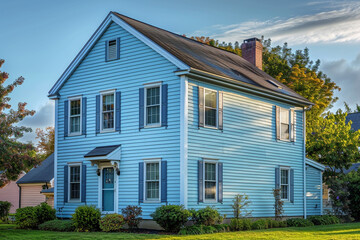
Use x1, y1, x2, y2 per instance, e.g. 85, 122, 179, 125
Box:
106, 39, 120, 61
266, 79, 282, 89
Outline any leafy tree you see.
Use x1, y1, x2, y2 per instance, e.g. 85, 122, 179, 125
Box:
35, 127, 54, 160
307, 110, 360, 177
344, 102, 360, 114
0, 59, 37, 188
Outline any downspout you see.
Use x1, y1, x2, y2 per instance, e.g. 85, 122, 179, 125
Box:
320, 171, 323, 215
303, 107, 309, 219
18, 185, 22, 209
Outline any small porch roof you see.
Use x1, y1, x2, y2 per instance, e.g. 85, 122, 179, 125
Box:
306, 158, 325, 171
84, 145, 121, 167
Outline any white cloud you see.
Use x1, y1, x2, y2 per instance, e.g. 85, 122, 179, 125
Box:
205, 1, 360, 45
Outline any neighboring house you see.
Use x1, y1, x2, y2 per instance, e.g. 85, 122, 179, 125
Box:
0, 172, 24, 213
17, 154, 54, 208
305, 159, 325, 216
346, 112, 360, 131
48, 12, 324, 224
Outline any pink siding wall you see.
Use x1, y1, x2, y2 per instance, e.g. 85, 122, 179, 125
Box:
0, 173, 24, 213
20, 184, 46, 208
45, 195, 54, 207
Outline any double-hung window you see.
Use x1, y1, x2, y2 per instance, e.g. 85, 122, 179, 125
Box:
144, 160, 160, 201
204, 89, 218, 128
69, 98, 81, 135
101, 91, 115, 131
69, 164, 81, 201
145, 85, 161, 126
204, 161, 217, 201
280, 168, 290, 200
280, 108, 290, 140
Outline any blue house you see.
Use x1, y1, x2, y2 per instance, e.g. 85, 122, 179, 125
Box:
48, 12, 324, 224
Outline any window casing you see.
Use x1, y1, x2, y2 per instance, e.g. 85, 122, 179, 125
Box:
145, 85, 161, 127
107, 40, 117, 61
204, 161, 218, 201
69, 164, 81, 201
100, 91, 115, 132
204, 88, 218, 128
280, 168, 290, 200
144, 160, 161, 201
280, 108, 290, 140
69, 97, 81, 135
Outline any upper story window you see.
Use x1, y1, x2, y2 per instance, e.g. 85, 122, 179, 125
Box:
69, 164, 81, 201
101, 91, 115, 131
145, 160, 160, 201
204, 161, 217, 201
204, 89, 218, 127
145, 85, 161, 126
280, 108, 290, 140
280, 168, 290, 200
106, 38, 120, 61
69, 98, 81, 135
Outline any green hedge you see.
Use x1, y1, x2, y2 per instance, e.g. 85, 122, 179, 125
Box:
151, 205, 191, 232
38, 220, 75, 232
286, 218, 314, 227
178, 224, 230, 235
72, 205, 101, 232
308, 215, 340, 225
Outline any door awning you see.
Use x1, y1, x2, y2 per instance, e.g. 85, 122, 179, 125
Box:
84, 145, 121, 167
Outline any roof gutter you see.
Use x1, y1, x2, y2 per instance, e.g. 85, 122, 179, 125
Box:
175, 68, 313, 107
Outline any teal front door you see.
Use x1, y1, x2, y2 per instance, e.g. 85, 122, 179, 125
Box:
102, 167, 115, 212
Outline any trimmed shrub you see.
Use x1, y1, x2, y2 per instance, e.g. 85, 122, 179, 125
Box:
190, 206, 223, 226
15, 207, 38, 229
179, 224, 230, 235
286, 218, 314, 227
151, 205, 191, 232
308, 215, 340, 225
213, 224, 230, 232
251, 219, 268, 230
229, 218, 252, 231
35, 202, 56, 225
0, 201, 11, 223
242, 219, 252, 230
202, 225, 217, 234
279, 220, 287, 228
99, 214, 125, 232
179, 225, 203, 235
38, 220, 75, 232
121, 205, 142, 230
72, 205, 101, 232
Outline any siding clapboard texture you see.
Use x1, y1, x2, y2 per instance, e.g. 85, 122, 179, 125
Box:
306, 165, 322, 216
56, 22, 181, 218
20, 184, 46, 208
0, 173, 24, 213
187, 79, 305, 217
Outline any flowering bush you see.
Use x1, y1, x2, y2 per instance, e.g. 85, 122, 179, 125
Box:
121, 205, 142, 230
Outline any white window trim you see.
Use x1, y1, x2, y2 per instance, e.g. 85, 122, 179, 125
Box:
279, 107, 290, 141
68, 96, 82, 136
107, 39, 118, 61
203, 88, 219, 129
97, 164, 118, 214
203, 160, 218, 203
143, 158, 161, 203
100, 90, 116, 133
280, 167, 290, 201
68, 163, 82, 203
144, 84, 162, 128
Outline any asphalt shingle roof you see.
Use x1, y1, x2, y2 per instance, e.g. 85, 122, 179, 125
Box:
84, 145, 121, 158
17, 154, 54, 184
346, 112, 360, 131
113, 12, 311, 105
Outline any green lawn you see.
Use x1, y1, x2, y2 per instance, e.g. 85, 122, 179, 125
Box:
1, 223, 360, 240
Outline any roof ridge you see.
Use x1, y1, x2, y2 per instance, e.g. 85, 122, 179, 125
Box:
112, 12, 243, 57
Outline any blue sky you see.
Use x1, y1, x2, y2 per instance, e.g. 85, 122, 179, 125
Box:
1, 0, 360, 142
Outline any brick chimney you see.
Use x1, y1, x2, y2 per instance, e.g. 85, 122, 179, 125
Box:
241, 38, 263, 70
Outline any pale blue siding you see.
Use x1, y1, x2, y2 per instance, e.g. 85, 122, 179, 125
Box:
56, 22, 181, 219
187, 79, 305, 218
306, 165, 322, 216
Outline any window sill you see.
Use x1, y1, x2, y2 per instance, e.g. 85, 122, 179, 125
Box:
143, 200, 161, 203
68, 133, 82, 137
203, 200, 218, 203
202, 126, 219, 130
144, 124, 162, 129
68, 200, 81, 203
100, 129, 116, 134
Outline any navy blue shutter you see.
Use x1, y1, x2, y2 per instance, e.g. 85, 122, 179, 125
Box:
198, 87, 204, 127
139, 88, 145, 129
198, 160, 204, 203
218, 162, 223, 203
218, 92, 223, 130
64, 165, 68, 203
161, 161, 167, 203
138, 162, 144, 203
96, 95, 100, 134
290, 169, 294, 203
161, 84, 168, 127
64, 100, 68, 137
275, 167, 280, 189
82, 97, 87, 136
115, 91, 121, 132
116, 38, 120, 60
105, 40, 109, 62
81, 164, 87, 203
276, 106, 281, 140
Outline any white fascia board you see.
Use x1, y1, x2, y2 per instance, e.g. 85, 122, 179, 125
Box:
48, 12, 189, 97
306, 158, 325, 171
110, 14, 189, 70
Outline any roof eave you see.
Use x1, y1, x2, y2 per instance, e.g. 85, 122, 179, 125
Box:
306, 158, 326, 171
176, 68, 313, 107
